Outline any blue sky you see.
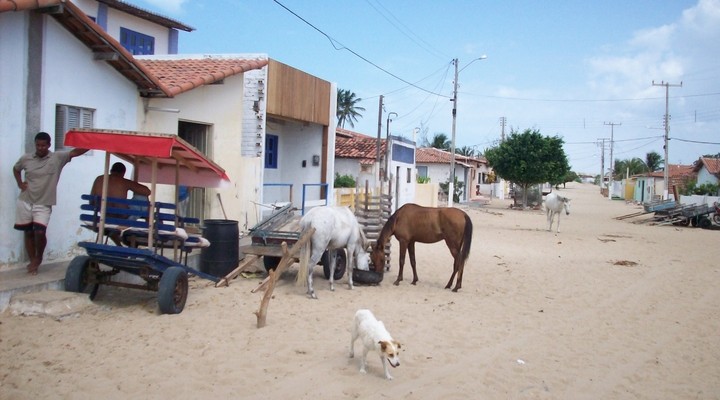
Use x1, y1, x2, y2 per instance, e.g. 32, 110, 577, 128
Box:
134, 0, 719, 175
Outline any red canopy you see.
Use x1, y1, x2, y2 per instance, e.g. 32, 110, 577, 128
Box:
65, 129, 230, 188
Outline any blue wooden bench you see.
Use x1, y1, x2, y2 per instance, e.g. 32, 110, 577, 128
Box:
79, 194, 207, 262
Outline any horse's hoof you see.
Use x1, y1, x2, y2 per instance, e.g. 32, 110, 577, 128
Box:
393, 281, 400, 286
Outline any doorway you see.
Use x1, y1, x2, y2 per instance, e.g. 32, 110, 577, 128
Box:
178, 121, 210, 221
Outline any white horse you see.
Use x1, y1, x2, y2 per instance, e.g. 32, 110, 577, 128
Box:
297, 206, 370, 299
544, 192, 571, 232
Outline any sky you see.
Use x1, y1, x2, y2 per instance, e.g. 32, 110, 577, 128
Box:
131, 0, 720, 175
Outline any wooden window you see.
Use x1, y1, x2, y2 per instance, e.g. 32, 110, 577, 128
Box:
55, 104, 93, 150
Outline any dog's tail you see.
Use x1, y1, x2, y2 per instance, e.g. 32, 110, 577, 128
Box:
296, 230, 311, 286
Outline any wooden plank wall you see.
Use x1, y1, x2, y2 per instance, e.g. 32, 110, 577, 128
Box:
266, 59, 331, 126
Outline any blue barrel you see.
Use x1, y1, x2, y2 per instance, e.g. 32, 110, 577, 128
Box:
200, 219, 239, 277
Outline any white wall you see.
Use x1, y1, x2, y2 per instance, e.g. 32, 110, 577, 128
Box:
264, 119, 324, 211
139, 68, 261, 228
698, 167, 719, 186
0, 12, 30, 267
1, 14, 141, 266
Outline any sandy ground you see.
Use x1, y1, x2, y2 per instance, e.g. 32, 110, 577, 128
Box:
1, 182, 719, 399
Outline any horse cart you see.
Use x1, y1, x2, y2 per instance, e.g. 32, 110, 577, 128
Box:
653, 203, 714, 228
240, 203, 348, 281
63, 129, 230, 314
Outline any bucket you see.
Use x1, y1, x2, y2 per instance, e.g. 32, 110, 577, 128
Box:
200, 219, 239, 277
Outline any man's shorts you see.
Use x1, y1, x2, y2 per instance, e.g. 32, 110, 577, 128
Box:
14, 199, 52, 232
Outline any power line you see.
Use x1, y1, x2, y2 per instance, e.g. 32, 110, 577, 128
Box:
272, 0, 449, 98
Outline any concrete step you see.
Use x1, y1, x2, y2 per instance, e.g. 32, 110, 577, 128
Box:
0, 260, 69, 314
7, 290, 95, 319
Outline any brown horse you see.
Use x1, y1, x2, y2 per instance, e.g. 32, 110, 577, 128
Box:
371, 203, 473, 292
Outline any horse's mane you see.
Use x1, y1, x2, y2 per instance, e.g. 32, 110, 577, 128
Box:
376, 209, 398, 247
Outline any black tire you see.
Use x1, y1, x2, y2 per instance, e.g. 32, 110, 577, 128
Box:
698, 216, 712, 229
352, 269, 384, 285
65, 256, 91, 293
158, 267, 188, 314
673, 217, 690, 226
263, 256, 281, 271
713, 213, 720, 225
322, 250, 346, 280
690, 216, 699, 227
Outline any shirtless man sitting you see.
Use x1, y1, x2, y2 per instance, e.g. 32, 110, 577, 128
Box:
90, 162, 151, 245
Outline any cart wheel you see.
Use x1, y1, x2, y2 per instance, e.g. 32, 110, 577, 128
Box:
675, 217, 690, 226
322, 250, 346, 280
65, 256, 92, 294
690, 216, 699, 227
263, 256, 281, 271
698, 216, 712, 229
158, 267, 188, 315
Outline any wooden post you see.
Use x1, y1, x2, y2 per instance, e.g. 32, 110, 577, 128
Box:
253, 228, 314, 328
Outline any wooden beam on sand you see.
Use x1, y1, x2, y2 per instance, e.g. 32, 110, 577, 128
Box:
215, 254, 261, 287
254, 227, 314, 328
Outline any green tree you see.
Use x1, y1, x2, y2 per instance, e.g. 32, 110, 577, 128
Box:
613, 157, 648, 179
336, 89, 365, 128
645, 151, 663, 172
429, 133, 450, 150
485, 128, 569, 208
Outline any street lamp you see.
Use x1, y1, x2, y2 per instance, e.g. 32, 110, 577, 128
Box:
449, 55, 487, 207
385, 112, 397, 180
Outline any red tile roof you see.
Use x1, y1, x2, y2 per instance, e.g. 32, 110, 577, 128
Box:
416, 147, 487, 166
693, 157, 720, 176
335, 128, 385, 165
416, 147, 453, 163
647, 164, 694, 178
2, 1, 267, 98
138, 58, 269, 97
0, 0, 61, 12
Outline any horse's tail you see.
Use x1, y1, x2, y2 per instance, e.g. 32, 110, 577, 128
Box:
296, 228, 311, 287
460, 213, 473, 265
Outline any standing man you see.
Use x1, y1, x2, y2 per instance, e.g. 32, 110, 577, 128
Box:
13, 132, 88, 275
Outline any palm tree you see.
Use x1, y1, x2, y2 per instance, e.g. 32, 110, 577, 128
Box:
336, 89, 365, 128
429, 133, 450, 150
613, 157, 648, 179
456, 146, 475, 157
645, 151, 663, 172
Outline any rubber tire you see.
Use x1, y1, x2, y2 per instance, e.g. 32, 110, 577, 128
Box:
674, 217, 690, 226
352, 269, 384, 285
698, 217, 712, 229
322, 250, 346, 280
713, 213, 720, 225
263, 256, 281, 271
158, 267, 188, 315
65, 256, 91, 293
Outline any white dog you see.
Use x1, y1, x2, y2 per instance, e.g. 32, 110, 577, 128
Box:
349, 309, 401, 380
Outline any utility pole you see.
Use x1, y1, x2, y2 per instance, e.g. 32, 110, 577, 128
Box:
448, 55, 487, 207
652, 80, 682, 199
604, 122, 621, 200
448, 58, 459, 207
497, 117, 507, 200
376, 95, 384, 183
597, 138, 607, 191
499, 117, 506, 141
